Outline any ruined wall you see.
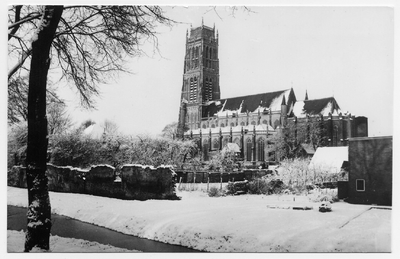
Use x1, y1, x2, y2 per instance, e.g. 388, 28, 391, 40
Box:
8, 163, 178, 200
120, 165, 178, 200
7, 166, 27, 188
46, 164, 87, 193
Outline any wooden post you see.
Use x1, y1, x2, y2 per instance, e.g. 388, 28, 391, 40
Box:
207, 177, 210, 192
193, 172, 196, 191
178, 177, 182, 191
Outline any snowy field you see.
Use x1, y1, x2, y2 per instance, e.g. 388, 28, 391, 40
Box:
7, 230, 138, 252
7, 186, 391, 253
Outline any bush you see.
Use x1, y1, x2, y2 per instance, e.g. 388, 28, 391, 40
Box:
248, 178, 287, 195
208, 186, 222, 197
248, 179, 268, 194
308, 189, 339, 203
226, 181, 249, 195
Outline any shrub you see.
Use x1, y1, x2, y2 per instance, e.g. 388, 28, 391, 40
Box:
208, 186, 222, 197
248, 178, 287, 195
308, 189, 339, 203
226, 181, 249, 195
248, 179, 269, 194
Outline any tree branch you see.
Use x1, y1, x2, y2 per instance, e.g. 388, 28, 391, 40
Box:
8, 48, 32, 80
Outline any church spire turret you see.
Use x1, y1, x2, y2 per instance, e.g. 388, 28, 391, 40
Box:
305, 90, 309, 101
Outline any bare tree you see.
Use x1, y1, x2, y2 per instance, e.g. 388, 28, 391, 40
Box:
8, 5, 173, 251
161, 121, 178, 139
102, 119, 119, 136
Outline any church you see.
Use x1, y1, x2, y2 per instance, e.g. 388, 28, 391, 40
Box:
177, 23, 368, 164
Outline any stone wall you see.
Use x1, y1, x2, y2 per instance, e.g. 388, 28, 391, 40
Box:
46, 164, 87, 193
120, 165, 178, 200
7, 166, 27, 188
8, 163, 178, 200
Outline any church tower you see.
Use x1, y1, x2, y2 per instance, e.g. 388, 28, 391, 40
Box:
177, 22, 220, 138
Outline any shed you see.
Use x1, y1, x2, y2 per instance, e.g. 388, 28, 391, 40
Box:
347, 136, 392, 206
308, 146, 348, 174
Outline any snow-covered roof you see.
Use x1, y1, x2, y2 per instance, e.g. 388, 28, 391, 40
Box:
292, 97, 346, 118
202, 88, 296, 118
308, 146, 348, 174
83, 123, 105, 139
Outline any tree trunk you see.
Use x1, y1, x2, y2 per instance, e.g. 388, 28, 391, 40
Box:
25, 5, 63, 252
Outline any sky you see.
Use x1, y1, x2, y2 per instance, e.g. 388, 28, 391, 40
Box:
6, 2, 395, 138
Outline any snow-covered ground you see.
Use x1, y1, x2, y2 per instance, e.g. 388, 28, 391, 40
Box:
7, 186, 391, 253
7, 230, 138, 252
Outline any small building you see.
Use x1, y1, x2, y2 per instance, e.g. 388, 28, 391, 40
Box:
347, 136, 392, 206
308, 146, 348, 175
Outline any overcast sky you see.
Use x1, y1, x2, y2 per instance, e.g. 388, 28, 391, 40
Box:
54, 5, 394, 137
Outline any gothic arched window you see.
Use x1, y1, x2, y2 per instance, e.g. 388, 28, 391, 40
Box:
213, 138, 219, 150
203, 141, 209, 161
333, 125, 339, 146
246, 138, 252, 161
189, 78, 194, 103
258, 138, 265, 162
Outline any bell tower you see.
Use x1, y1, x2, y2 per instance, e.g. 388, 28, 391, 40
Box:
177, 22, 220, 138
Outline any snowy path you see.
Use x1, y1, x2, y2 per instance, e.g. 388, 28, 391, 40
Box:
7, 187, 391, 252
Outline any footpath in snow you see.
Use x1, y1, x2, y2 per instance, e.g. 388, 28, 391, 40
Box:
7, 186, 391, 252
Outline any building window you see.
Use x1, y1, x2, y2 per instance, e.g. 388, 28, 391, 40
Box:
203, 142, 209, 161
333, 125, 338, 146
258, 139, 265, 162
262, 120, 268, 125
223, 138, 228, 147
202, 124, 207, 129
213, 138, 219, 150
220, 123, 225, 128
356, 179, 365, 191
246, 138, 252, 161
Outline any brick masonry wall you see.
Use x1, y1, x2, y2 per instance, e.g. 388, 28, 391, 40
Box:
348, 136, 392, 206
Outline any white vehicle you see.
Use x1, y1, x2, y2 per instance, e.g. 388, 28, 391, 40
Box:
319, 201, 332, 212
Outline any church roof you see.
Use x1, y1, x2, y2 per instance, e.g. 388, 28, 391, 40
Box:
202, 89, 294, 118
292, 97, 342, 117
